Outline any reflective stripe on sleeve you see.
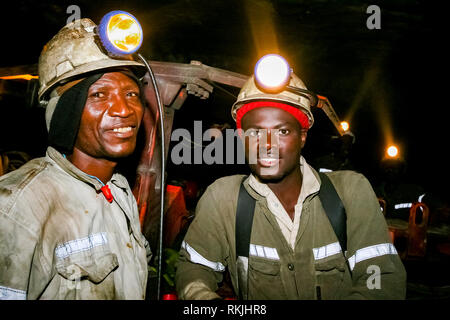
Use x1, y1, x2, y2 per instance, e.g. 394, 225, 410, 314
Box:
394, 203, 412, 210
418, 194, 425, 202
181, 241, 225, 272
0, 285, 26, 300
313, 241, 342, 260
348, 243, 398, 271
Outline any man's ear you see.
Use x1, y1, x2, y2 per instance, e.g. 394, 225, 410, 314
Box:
300, 129, 308, 148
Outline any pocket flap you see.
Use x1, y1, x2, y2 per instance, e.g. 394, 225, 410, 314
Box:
249, 258, 280, 276
56, 253, 119, 284
315, 258, 346, 272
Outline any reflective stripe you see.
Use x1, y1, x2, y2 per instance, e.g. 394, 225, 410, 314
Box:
394, 203, 412, 210
348, 243, 397, 271
319, 168, 333, 173
182, 241, 225, 272
236, 256, 249, 299
418, 193, 425, 202
417, 194, 426, 212
249, 244, 280, 260
55, 232, 108, 259
313, 242, 342, 260
0, 285, 26, 300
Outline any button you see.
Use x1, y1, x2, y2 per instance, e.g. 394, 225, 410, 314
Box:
126, 242, 132, 248
288, 263, 294, 271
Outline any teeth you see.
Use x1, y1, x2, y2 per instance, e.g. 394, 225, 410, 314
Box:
113, 127, 132, 133
261, 158, 278, 162
259, 158, 278, 165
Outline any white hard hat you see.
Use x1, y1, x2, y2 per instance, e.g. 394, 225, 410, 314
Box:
38, 18, 146, 102
231, 73, 314, 128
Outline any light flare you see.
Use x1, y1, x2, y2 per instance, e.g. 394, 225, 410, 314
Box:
340, 121, 349, 132
254, 54, 291, 91
386, 145, 399, 158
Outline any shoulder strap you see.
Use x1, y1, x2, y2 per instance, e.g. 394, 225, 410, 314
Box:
318, 172, 347, 252
235, 177, 256, 300
235, 177, 256, 259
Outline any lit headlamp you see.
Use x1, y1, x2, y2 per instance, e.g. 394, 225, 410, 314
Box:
98, 10, 143, 56
254, 54, 291, 92
254, 54, 318, 107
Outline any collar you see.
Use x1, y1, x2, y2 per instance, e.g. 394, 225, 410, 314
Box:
248, 156, 320, 203
46, 146, 127, 191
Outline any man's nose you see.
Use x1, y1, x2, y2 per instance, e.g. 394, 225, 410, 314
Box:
108, 94, 133, 117
259, 129, 276, 154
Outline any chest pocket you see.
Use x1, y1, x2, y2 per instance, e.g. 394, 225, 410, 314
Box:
56, 253, 119, 283
53, 232, 119, 299
248, 258, 287, 300
55, 252, 119, 299
314, 256, 346, 300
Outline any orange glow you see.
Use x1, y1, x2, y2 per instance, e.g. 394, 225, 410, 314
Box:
340, 121, 350, 132
244, 0, 279, 59
0, 74, 38, 81
386, 145, 399, 158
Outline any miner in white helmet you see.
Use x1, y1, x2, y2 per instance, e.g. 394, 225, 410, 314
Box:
0, 18, 152, 299
176, 55, 406, 300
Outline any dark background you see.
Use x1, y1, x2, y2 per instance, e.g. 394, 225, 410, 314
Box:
0, 0, 448, 200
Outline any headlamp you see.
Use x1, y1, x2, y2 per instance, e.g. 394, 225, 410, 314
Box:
98, 10, 143, 56
253, 54, 318, 107
254, 54, 291, 92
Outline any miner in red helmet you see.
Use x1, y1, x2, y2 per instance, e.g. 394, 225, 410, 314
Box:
176, 54, 406, 300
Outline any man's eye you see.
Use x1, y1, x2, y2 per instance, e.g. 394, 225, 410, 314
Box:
91, 92, 105, 98
277, 129, 289, 136
127, 91, 140, 97
248, 130, 261, 137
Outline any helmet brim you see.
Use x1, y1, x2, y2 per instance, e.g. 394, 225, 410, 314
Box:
38, 59, 146, 102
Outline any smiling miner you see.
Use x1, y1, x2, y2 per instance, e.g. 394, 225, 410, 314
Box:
0, 18, 152, 300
